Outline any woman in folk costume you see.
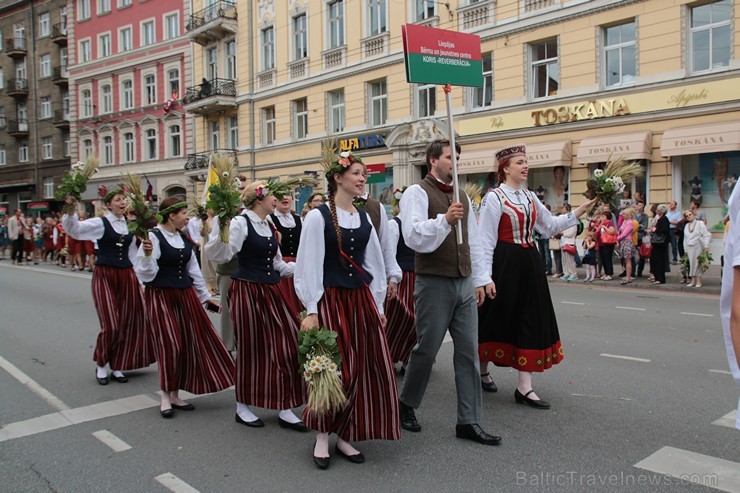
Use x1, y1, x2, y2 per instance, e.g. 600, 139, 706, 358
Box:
205, 180, 307, 430
477, 145, 594, 409
62, 190, 155, 385
270, 194, 304, 316
295, 148, 399, 469
136, 198, 235, 418
383, 186, 417, 370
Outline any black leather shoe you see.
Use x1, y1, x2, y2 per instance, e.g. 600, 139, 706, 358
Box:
160, 408, 174, 418
455, 423, 502, 445
235, 413, 264, 427
96, 371, 108, 385
514, 389, 551, 409
278, 417, 309, 432
399, 400, 421, 432
313, 440, 330, 470
480, 373, 498, 393
172, 403, 195, 411
335, 444, 365, 464
110, 373, 128, 383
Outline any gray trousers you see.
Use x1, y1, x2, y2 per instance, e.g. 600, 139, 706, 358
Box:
400, 274, 482, 425
217, 274, 235, 352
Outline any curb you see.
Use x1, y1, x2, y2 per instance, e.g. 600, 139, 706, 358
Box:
546, 276, 720, 295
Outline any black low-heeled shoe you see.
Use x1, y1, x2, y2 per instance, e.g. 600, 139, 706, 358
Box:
335, 444, 365, 464
278, 417, 309, 432
110, 373, 128, 383
235, 413, 264, 427
160, 408, 174, 418
313, 439, 330, 470
480, 372, 498, 393
172, 403, 195, 411
514, 389, 551, 409
96, 370, 108, 386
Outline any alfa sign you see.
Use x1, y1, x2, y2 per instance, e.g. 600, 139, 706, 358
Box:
402, 24, 483, 87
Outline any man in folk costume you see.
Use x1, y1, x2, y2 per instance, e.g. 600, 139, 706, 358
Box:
397, 139, 500, 445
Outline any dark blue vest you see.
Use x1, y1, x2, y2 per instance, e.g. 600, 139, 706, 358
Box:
145, 229, 193, 289
318, 204, 373, 289
392, 217, 415, 272
270, 213, 302, 258
233, 215, 280, 285
95, 217, 133, 268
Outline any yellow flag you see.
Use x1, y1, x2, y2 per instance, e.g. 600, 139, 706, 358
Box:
201, 154, 218, 205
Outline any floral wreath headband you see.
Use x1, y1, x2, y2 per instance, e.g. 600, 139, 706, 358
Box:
320, 140, 364, 179
98, 184, 126, 204
156, 201, 188, 223
242, 177, 316, 207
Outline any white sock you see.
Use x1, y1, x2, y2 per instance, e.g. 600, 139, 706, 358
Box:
236, 402, 259, 422
279, 409, 302, 424
96, 365, 107, 378
111, 370, 125, 378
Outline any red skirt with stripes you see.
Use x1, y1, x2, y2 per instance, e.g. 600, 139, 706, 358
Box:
277, 276, 303, 318
229, 280, 305, 409
383, 270, 417, 365
145, 286, 235, 394
91, 265, 156, 370
302, 286, 400, 442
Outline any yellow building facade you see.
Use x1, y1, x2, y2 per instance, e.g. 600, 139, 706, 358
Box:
183, 0, 739, 230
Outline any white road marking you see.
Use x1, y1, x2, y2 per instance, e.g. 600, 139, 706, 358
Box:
0, 356, 69, 411
680, 312, 714, 317
154, 473, 201, 493
615, 306, 646, 311
635, 446, 739, 492
92, 430, 132, 452
709, 369, 732, 375
712, 411, 737, 429
0, 393, 159, 442
600, 353, 651, 363
0, 262, 90, 279
561, 301, 585, 305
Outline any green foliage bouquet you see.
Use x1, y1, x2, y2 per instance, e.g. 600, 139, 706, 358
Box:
584, 155, 644, 212
56, 156, 100, 214
205, 154, 241, 243
121, 173, 157, 241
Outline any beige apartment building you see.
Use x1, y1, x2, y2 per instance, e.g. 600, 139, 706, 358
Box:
183, 0, 739, 232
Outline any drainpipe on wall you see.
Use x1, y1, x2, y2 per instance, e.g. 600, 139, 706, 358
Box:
248, 0, 255, 181
30, 2, 40, 203
188, 0, 197, 198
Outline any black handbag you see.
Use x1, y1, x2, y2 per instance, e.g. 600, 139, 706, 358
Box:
651, 233, 666, 245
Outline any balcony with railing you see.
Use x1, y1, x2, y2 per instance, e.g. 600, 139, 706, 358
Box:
0, 117, 6, 130
288, 58, 309, 80
7, 119, 29, 137
184, 149, 238, 176
257, 69, 276, 89
7, 79, 29, 98
458, 0, 494, 30
5, 37, 27, 58
182, 78, 237, 115
53, 110, 70, 129
523, 0, 558, 13
322, 46, 346, 70
52, 66, 69, 86
51, 23, 68, 45
362, 32, 390, 58
186, 0, 237, 46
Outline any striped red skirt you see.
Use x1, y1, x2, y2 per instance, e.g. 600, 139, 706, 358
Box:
146, 286, 235, 394
383, 270, 417, 365
229, 280, 305, 409
91, 265, 156, 370
302, 286, 400, 442
68, 237, 81, 256
277, 276, 303, 318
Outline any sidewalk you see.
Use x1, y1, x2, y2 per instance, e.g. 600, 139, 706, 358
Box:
548, 262, 723, 295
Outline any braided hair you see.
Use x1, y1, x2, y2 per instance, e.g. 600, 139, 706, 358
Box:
327, 179, 344, 264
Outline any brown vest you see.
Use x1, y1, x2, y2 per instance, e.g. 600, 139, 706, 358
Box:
365, 196, 383, 233
414, 175, 472, 278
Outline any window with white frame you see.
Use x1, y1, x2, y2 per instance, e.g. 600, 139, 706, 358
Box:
227, 116, 238, 148
79, 39, 91, 62
604, 22, 636, 87
0, 30, 3, 52
226, 40, 237, 79
168, 124, 181, 157
43, 177, 54, 197
78, 0, 91, 20
121, 79, 133, 109
38, 12, 50, 37
263, 106, 275, 145
141, 20, 155, 46
102, 135, 113, 165
206, 47, 218, 79
63, 135, 70, 157
417, 83, 436, 118
61, 90, 69, 117
42, 137, 53, 160
690, 0, 731, 73
60, 47, 68, 73
0, 68, 4, 90
39, 54, 51, 78
293, 14, 308, 60
328, 90, 345, 134
209, 121, 219, 149
531, 38, 558, 99
100, 84, 112, 113
368, 0, 387, 35
165, 12, 179, 39
40, 97, 52, 119
19, 142, 29, 163
118, 0, 132, 7
60, 6, 67, 32
122, 132, 134, 162
168, 69, 179, 97
369, 80, 387, 126
0, 146, 5, 165
81, 138, 93, 160
144, 74, 156, 105
328, 1, 345, 49
293, 98, 308, 140
415, 0, 435, 21
119, 26, 132, 52
17, 104, 28, 130
99, 33, 111, 58
471, 53, 493, 109
144, 128, 157, 160
98, 0, 110, 15
262, 27, 275, 70
81, 89, 92, 117
16, 58, 27, 80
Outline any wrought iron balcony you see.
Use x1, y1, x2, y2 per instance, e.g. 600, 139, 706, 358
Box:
52, 67, 69, 86
186, 0, 237, 46
51, 23, 68, 45
53, 110, 70, 129
7, 119, 29, 137
7, 78, 29, 98
184, 149, 238, 173
0, 117, 6, 130
182, 78, 237, 115
5, 37, 27, 58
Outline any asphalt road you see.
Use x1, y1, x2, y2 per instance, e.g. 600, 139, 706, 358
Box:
0, 262, 738, 493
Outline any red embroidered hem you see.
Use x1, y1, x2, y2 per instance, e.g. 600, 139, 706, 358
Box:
479, 341, 563, 372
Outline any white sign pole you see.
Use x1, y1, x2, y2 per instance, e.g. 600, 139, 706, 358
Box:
445, 86, 463, 245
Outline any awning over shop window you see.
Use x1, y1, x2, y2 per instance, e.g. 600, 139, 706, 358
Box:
458, 149, 496, 175
660, 121, 740, 157
527, 141, 572, 169
577, 131, 652, 163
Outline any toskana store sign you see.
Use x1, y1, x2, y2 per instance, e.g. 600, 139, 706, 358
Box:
531, 98, 631, 126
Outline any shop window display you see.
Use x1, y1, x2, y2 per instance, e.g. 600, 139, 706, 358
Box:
680, 151, 740, 230
463, 166, 570, 213
369, 168, 394, 215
